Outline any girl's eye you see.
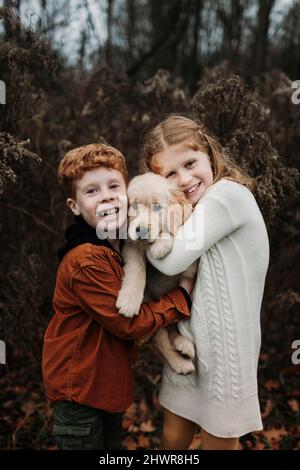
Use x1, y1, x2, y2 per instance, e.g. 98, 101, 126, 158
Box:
87, 188, 97, 194
185, 160, 195, 168
166, 172, 176, 179
110, 184, 120, 189
152, 203, 162, 212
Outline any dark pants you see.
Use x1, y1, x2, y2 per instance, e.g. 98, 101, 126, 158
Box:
52, 400, 123, 450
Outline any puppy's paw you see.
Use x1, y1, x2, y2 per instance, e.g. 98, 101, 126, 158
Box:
149, 237, 173, 259
116, 287, 143, 317
173, 335, 195, 360
168, 354, 195, 375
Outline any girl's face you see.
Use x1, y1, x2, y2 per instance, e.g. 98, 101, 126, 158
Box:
153, 144, 214, 204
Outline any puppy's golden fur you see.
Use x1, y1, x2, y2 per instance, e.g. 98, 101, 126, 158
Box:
116, 172, 197, 375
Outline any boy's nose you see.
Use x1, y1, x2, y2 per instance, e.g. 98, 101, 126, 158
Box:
100, 191, 115, 202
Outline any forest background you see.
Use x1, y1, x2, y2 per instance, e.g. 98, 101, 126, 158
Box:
0, 0, 299, 450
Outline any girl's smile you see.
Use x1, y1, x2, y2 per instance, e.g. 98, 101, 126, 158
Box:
183, 181, 202, 198
153, 144, 214, 204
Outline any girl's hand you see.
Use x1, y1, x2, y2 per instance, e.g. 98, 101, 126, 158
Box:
179, 273, 196, 296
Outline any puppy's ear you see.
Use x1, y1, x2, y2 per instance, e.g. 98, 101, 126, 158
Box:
167, 188, 193, 235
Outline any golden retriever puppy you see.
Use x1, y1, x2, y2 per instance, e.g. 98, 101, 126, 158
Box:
116, 172, 197, 375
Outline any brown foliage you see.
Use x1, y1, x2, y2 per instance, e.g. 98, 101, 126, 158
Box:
0, 11, 299, 450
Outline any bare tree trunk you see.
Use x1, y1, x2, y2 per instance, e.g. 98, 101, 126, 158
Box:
3, 0, 21, 41
191, 0, 203, 87
127, 0, 183, 76
78, 30, 87, 70
254, 0, 276, 73
105, 0, 114, 66
218, 0, 245, 62
126, 0, 136, 60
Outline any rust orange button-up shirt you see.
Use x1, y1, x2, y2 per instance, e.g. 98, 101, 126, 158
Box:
42, 243, 190, 413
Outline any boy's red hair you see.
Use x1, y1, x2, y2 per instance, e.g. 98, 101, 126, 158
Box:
58, 143, 128, 198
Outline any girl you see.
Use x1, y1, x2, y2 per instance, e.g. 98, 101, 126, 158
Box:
143, 115, 269, 450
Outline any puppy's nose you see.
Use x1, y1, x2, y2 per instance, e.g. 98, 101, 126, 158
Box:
136, 225, 148, 238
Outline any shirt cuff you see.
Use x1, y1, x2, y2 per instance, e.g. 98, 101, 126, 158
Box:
177, 287, 192, 310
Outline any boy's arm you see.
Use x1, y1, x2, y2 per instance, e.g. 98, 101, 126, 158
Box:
70, 251, 190, 341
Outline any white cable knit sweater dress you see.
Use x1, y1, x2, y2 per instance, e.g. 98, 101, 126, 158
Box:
147, 179, 269, 438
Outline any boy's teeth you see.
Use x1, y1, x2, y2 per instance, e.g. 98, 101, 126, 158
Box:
99, 207, 118, 217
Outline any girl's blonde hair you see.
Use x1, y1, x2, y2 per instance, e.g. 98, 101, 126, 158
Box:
142, 115, 253, 190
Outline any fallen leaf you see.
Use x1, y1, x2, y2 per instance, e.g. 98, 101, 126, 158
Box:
261, 399, 273, 418
263, 427, 288, 449
140, 420, 156, 433
139, 399, 148, 416
21, 400, 36, 417
288, 399, 299, 412
123, 436, 137, 450
252, 438, 266, 450
137, 434, 150, 448
264, 379, 281, 391
259, 352, 270, 362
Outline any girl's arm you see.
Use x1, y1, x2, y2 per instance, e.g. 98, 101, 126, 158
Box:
146, 181, 247, 275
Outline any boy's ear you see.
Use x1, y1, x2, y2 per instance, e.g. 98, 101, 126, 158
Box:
67, 198, 80, 216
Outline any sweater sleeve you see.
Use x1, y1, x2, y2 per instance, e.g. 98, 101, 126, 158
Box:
146, 181, 246, 276
70, 253, 190, 341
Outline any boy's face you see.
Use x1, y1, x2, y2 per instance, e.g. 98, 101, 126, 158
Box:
67, 167, 128, 236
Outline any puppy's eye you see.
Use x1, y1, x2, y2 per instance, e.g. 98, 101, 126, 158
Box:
152, 203, 162, 212
128, 202, 139, 216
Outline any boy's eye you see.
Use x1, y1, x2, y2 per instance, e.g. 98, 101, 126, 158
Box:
166, 172, 176, 179
87, 188, 97, 194
152, 203, 162, 212
110, 184, 120, 189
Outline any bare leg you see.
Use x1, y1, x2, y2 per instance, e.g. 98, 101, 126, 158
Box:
160, 406, 196, 450
201, 428, 240, 450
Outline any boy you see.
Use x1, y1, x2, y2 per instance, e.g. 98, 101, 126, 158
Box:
42, 143, 193, 450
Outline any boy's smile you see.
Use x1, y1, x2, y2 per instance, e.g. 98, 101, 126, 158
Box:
67, 167, 128, 241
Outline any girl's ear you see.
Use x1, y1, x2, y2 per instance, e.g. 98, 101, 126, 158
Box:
67, 198, 81, 216
167, 188, 193, 235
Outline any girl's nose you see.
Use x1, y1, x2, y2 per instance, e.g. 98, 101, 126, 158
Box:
177, 170, 193, 187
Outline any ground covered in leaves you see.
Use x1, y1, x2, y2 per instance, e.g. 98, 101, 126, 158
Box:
0, 343, 299, 450
0, 8, 299, 451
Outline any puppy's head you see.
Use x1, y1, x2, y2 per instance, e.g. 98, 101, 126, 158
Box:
127, 172, 192, 242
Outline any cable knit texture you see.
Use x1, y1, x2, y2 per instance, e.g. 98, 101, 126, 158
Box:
147, 179, 269, 438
